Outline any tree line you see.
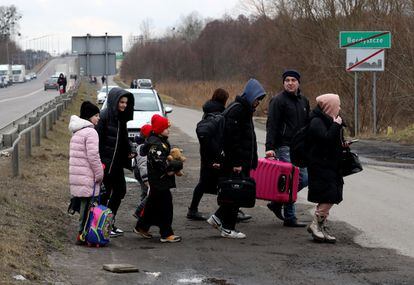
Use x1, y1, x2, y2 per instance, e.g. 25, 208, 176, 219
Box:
121, 0, 414, 134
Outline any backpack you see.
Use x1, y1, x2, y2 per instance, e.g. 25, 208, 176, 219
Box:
195, 102, 240, 162
289, 123, 311, 168
81, 185, 113, 247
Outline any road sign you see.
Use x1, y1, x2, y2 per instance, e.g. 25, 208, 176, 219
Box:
72, 36, 122, 54
340, 31, 391, 49
346, 49, 385, 72
72, 34, 122, 76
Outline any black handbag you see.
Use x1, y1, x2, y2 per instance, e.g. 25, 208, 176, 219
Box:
217, 174, 256, 208
341, 149, 363, 177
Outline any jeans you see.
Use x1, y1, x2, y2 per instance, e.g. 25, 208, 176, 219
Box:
276, 146, 308, 221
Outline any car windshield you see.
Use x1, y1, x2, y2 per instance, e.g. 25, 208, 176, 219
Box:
48, 78, 58, 83
133, 92, 159, 111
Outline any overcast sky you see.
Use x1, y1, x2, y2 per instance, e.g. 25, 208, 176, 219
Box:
4, 0, 243, 54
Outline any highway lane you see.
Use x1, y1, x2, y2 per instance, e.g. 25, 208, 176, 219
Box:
0, 57, 77, 129
168, 104, 414, 258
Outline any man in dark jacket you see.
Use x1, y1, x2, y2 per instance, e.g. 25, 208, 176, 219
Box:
265, 70, 310, 227
96, 87, 135, 237
207, 79, 266, 239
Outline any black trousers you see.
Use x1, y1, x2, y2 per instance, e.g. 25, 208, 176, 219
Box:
136, 187, 174, 238
101, 167, 126, 217
189, 164, 220, 211
214, 167, 250, 231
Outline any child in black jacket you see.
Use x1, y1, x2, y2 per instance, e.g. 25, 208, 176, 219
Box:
134, 115, 183, 243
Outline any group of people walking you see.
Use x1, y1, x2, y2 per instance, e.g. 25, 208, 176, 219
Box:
68, 69, 348, 245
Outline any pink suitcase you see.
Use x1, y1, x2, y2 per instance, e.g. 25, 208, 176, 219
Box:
250, 158, 299, 203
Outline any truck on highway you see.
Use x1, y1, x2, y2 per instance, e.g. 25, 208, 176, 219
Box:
0, 64, 13, 87
11, 65, 26, 83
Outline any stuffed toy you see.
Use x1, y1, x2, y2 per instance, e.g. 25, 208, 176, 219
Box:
167, 147, 186, 176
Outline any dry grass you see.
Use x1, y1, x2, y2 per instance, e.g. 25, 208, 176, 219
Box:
0, 81, 97, 283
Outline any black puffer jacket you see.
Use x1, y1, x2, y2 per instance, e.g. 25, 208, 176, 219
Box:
223, 79, 266, 171
266, 90, 310, 150
307, 106, 344, 204
96, 87, 135, 173
200, 99, 226, 165
223, 96, 257, 170
141, 133, 176, 190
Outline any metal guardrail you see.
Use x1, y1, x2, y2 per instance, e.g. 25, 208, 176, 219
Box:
0, 82, 80, 177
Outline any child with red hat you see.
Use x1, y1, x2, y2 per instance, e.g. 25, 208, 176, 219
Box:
134, 115, 183, 243
133, 124, 152, 219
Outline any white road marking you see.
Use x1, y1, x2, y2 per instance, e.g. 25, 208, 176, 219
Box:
0, 88, 44, 103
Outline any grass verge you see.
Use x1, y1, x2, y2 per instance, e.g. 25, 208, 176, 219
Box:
0, 81, 97, 283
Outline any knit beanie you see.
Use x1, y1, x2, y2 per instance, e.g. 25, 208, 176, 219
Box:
140, 124, 152, 138
80, 101, 100, 120
282, 69, 301, 83
151, 114, 170, 134
316, 94, 341, 119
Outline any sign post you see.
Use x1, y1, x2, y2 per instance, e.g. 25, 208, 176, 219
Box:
340, 31, 391, 136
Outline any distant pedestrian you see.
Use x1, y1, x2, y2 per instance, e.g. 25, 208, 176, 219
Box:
132, 124, 152, 219
207, 78, 266, 239
96, 87, 136, 237
57, 73, 67, 93
130, 79, 138, 89
134, 115, 183, 243
265, 69, 310, 227
306, 94, 346, 243
101, 75, 106, 85
68, 101, 103, 245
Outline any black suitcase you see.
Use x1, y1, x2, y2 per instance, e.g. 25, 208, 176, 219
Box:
217, 175, 256, 208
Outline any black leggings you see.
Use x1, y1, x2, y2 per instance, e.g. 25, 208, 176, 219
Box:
101, 168, 126, 217
189, 165, 220, 211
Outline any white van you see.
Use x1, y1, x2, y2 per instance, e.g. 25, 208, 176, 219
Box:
12, 65, 26, 83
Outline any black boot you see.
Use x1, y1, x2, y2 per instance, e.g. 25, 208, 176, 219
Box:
236, 210, 252, 222
186, 208, 207, 221
267, 202, 284, 221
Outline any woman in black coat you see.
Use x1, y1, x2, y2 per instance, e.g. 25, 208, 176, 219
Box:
96, 87, 135, 237
306, 93, 346, 243
187, 89, 229, 220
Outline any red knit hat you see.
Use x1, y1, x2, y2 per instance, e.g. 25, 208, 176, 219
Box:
151, 114, 170, 134
140, 124, 152, 138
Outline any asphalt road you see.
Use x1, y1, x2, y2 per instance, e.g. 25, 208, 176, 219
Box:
0, 57, 77, 130
52, 125, 414, 285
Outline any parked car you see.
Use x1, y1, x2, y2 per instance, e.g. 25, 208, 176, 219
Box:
44, 77, 59, 90
137, 79, 153, 89
97, 85, 117, 104
101, 88, 172, 139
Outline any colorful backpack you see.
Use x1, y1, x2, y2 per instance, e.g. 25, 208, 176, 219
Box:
81, 185, 113, 247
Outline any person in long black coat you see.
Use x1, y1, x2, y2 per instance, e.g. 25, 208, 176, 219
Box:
187, 88, 229, 220
96, 87, 135, 237
207, 78, 266, 239
306, 93, 346, 243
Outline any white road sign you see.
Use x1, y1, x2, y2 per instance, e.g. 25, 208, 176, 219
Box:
346, 48, 385, 72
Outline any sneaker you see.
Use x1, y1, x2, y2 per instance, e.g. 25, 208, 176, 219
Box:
187, 208, 207, 221
133, 227, 152, 239
220, 228, 246, 239
236, 210, 252, 222
207, 214, 222, 230
160, 235, 182, 243
110, 226, 124, 237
